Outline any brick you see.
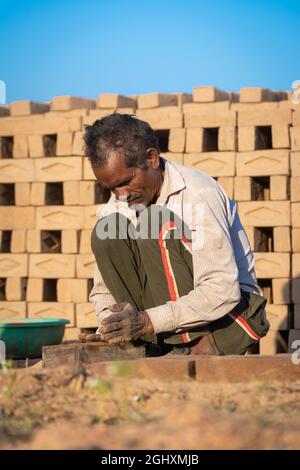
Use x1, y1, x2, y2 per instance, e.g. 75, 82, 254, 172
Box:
29, 254, 75, 278
26, 230, 41, 253
76, 303, 98, 328
254, 252, 290, 278
292, 228, 300, 252
183, 102, 230, 112
138, 93, 177, 109
26, 278, 43, 301
293, 111, 300, 126
272, 125, 290, 148
15, 182, 31, 206
136, 107, 183, 129
184, 110, 236, 128
236, 150, 289, 176
291, 177, 300, 201
36, 206, 84, 230
271, 278, 291, 304
238, 201, 290, 227
5, 277, 26, 301
185, 128, 204, 152
217, 177, 234, 199
0, 207, 35, 229
288, 330, 300, 353
76, 254, 96, 278
266, 303, 289, 330
238, 127, 256, 151
270, 175, 289, 200
51, 96, 95, 111
233, 102, 280, 112
294, 305, 300, 329
48, 109, 88, 118
27, 302, 75, 326
28, 135, 44, 157
72, 131, 85, 155
83, 205, 100, 229
61, 230, 79, 253
30, 182, 46, 205
183, 152, 235, 177
56, 132, 74, 156
292, 253, 300, 277
291, 152, 300, 175
0, 105, 9, 117
11, 230, 26, 253
0, 302, 27, 319
239, 88, 276, 103
79, 181, 95, 205
218, 126, 236, 151
57, 278, 88, 303
192, 86, 229, 102
238, 110, 292, 126
83, 158, 95, 180
168, 128, 185, 152
0, 115, 81, 136
97, 94, 136, 109
79, 230, 92, 253
292, 278, 300, 303
244, 226, 255, 250
63, 327, 81, 341
234, 176, 252, 201
63, 181, 80, 205
10, 100, 49, 116
34, 156, 82, 182
0, 158, 34, 182
0, 254, 28, 277
273, 227, 291, 252
291, 203, 300, 227
290, 127, 300, 150
176, 93, 192, 107
13, 135, 29, 158
83, 109, 135, 126
260, 331, 288, 354
160, 153, 183, 165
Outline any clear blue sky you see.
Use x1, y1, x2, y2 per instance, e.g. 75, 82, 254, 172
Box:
1, 0, 299, 103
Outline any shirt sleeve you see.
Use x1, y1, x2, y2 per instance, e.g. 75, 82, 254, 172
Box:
89, 265, 117, 325
146, 184, 241, 333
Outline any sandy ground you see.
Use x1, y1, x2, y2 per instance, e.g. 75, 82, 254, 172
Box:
0, 364, 299, 450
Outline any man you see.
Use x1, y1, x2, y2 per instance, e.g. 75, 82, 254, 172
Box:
83, 113, 269, 355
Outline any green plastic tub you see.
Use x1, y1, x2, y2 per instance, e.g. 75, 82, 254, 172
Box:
0, 318, 70, 359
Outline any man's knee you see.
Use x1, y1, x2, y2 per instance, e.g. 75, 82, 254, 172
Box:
91, 213, 130, 255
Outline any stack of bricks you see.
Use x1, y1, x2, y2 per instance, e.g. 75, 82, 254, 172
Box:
0, 87, 299, 353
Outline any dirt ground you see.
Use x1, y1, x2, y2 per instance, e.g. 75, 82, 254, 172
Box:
0, 363, 299, 450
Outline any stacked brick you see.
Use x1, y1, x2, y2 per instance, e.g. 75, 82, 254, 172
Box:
0, 87, 299, 353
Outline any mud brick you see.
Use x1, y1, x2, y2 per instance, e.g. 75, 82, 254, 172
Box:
51, 96, 95, 111
34, 156, 82, 182
48, 109, 88, 118
270, 175, 289, 200
238, 126, 256, 151
292, 254, 300, 277
271, 278, 291, 304
11, 230, 26, 253
83, 158, 95, 180
168, 128, 185, 152
272, 124, 290, 148
183, 152, 235, 177
233, 103, 280, 112
79, 230, 92, 253
0, 115, 81, 136
260, 331, 288, 354
292, 228, 300, 252
136, 107, 183, 129
5, 277, 26, 301
185, 128, 204, 152
217, 177, 234, 199
176, 93, 192, 107
29, 254, 75, 278
234, 176, 252, 200
76, 303, 97, 328
253, 253, 290, 278
239, 88, 276, 103
15, 182, 30, 205
192, 86, 229, 102
76, 254, 96, 278
97, 93, 136, 109
0, 136, 14, 158
26, 230, 41, 253
28, 302, 75, 326
56, 132, 74, 156
79, 181, 95, 205
290, 127, 300, 151
36, 206, 84, 230
13, 135, 29, 158
28, 135, 44, 157
0, 207, 35, 229
183, 102, 230, 112
61, 230, 79, 253
26, 278, 43, 301
266, 304, 289, 330
63, 181, 80, 205
291, 177, 300, 201
294, 305, 300, 329
243, 226, 255, 250
273, 227, 291, 252
57, 278, 88, 303
184, 110, 236, 128
291, 203, 300, 227
83, 205, 100, 229
238, 109, 292, 126
292, 278, 300, 303
30, 182, 46, 205
10, 100, 49, 116
0, 254, 28, 277
72, 131, 85, 155
291, 152, 300, 175
218, 126, 236, 151
83, 110, 113, 125
236, 150, 289, 176
288, 330, 300, 353
63, 327, 81, 341
293, 111, 300, 126
0, 105, 9, 117
0, 301, 27, 319
160, 153, 183, 165
138, 93, 177, 109
0, 158, 34, 182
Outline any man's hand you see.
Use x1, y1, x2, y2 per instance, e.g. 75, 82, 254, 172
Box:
98, 302, 154, 344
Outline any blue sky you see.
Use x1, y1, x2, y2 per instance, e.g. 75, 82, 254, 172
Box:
0, 0, 299, 103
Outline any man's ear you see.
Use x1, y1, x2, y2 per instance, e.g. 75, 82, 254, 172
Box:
146, 148, 160, 169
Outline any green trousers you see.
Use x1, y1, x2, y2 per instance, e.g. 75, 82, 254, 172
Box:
91, 206, 269, 355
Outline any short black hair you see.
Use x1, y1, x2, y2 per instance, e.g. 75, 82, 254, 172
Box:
83, 113, 159, 168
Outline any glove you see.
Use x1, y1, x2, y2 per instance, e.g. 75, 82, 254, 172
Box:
98, 302, 154, 344
78, 309, 113, 343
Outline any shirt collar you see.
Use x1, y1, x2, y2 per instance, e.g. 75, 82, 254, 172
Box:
156, 157, 186, 205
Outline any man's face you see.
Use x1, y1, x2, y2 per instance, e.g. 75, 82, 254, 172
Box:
92, 148, 163, 208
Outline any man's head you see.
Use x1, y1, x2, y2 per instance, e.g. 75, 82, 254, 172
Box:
84, 113, 164, 207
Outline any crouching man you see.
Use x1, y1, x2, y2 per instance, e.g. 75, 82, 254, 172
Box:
82, 113, 269, 355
